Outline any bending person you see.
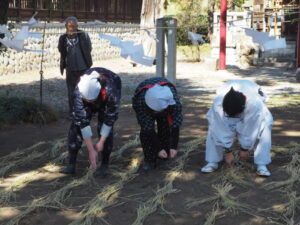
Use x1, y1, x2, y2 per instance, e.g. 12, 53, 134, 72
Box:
132, 77, 183, 171
201, 80, 273, 177
60, 67, 121, 177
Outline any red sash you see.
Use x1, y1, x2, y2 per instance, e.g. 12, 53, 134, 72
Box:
101, 88, 107, 101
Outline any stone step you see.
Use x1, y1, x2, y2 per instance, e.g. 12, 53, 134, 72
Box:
261, 48, 295, 58
286, 40, 296, 46
260, 60, 295, 68
261, 57, 296, 63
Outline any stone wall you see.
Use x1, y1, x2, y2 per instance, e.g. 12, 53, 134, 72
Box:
211, 11, 295, 69
0, 23, 140, 75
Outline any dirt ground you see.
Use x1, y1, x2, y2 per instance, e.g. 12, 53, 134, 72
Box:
0, 59, 300, 225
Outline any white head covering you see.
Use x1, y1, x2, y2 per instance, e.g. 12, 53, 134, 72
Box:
145, 84, 176, 111
78, 71, 101, 100
217, 79, 268, 102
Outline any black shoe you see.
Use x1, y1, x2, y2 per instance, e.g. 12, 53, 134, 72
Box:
142, 161, 156, 172
158, 158, 168, 170
60, 164, 75, 174
94, 164, 108, 177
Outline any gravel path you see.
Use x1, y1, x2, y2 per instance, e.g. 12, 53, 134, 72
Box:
0, 57, 299, 114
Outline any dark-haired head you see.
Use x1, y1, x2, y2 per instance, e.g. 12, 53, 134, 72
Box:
65, 17, 78, 24
222, 87, 246, 117
65, 17, 78, 35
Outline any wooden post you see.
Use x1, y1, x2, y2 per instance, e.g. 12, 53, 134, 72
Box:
104, 0, 108, 21
274, 10, 278, 37
17, 0, 21, 22
123, 0, 126, 21
219, 0, 227, 70
61, 0, 64, 21
156, 18, 165, 77
85, 0, 89, 20
73, 0, 76, 17
297, 0, 300, 68
95, 0, 100, 20
48, 0, 51, 22
166, 17, 177, 85
295, 0, 300, 82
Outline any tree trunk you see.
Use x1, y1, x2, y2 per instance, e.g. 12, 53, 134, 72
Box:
140, 0, 164, 57
0, 0, 9, 25
207, 0, 215, 42
0, 0, 9, 46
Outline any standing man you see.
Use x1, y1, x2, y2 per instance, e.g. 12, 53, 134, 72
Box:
60, 67, 121, 177
132, 77, 183, 171
201, 80, 273, 177
58, 17, 93, 114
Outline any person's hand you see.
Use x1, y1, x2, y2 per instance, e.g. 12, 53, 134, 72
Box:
95, 140, 105, 153
225, 152, 234, 168
169, 149, 177, 158
88, 148, 98, 169
158, 149, 168, 158
85, 137, 98, 169
238, 150, 249, 161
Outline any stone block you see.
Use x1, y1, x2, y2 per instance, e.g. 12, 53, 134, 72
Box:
296, 68, 300, 83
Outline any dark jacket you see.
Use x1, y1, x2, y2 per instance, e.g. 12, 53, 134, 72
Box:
58, 30, 92, 75
132, 77, 183, 131
73, 68, 121, 130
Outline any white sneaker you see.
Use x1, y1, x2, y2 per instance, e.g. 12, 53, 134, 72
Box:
256, 165, 271, 177
201, 163, 218, 173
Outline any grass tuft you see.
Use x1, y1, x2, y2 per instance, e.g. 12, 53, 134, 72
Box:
204, 203, 226, 225
221, 167, 253, 187
263, 154, 300, 190
0, 151, 44, 177
5, 169, 95, 225
132, 138, 204, 224
187, 182, 255, 217
0, 95, 57, 126
69, 157, 142, 225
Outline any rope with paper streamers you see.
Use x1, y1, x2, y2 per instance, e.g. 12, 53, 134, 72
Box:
3, 8, 299, 36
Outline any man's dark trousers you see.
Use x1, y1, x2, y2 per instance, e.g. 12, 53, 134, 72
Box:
66, 69, 86, 113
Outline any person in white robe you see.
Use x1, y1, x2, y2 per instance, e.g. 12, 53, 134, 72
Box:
201, 80, 273, 176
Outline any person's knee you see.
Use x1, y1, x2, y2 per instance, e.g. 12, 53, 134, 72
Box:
68, 142, 81, 153
140, 130, 155, 138
103, 144, 113, 153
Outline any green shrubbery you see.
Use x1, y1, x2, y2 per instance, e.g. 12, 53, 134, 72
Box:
176, 15, 209, 45
177, 43, 211, 62
0, 95, 57, 126
165, 1, 210, 45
